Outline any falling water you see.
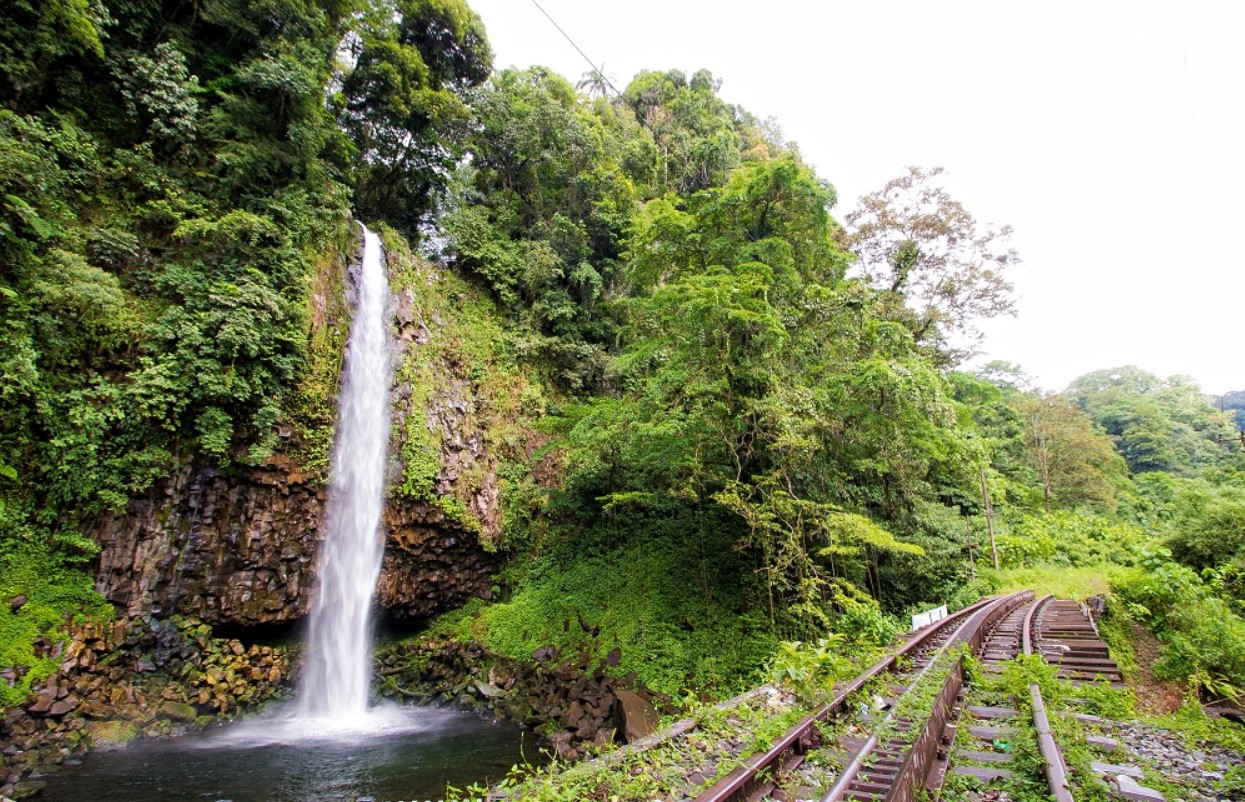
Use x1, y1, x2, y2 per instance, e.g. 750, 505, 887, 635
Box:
299, 224, 391, 721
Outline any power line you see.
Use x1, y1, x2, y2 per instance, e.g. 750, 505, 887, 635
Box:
529, 0, 620, 97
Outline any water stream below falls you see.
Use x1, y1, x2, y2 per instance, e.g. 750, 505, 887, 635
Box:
41, 225, 534, 799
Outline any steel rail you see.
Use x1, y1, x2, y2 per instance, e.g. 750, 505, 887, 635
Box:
1024, 594, 1075, 802
819, 598, 997, 802
692, 592, 1029, 802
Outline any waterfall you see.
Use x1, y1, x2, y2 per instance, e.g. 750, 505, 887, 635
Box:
298, 224, 391, 720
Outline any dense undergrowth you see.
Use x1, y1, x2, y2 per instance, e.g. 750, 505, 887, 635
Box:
430, 525, 777, 697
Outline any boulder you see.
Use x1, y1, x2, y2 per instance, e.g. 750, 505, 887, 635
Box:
25, 694, 53, 716
473, 680, 505, 699
83, 720, 139, 752
546, 730, 577, 760
157, 701, 197, 723
613, 689, 658, 743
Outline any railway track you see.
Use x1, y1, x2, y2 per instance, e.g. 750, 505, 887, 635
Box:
691, 591, 1032, 802
498, 592, 1198, 802
945, 594, 1139, 802
690, 592, 1133, 802
1036, 598, 1125, 687
953, 594, 1075, 801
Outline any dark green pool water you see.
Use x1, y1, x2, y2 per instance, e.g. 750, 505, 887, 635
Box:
38, 705, 533, 802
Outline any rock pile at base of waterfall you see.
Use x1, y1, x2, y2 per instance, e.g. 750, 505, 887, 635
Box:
375, 637, 668, 761
0, 616, 293, 798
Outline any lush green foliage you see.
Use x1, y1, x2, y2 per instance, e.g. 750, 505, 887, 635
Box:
557, 157, 980, 633
1218, 389, 1245, 433
438, 66, 786, 390
345, 0, 492, 231
0, 543, 112, 706
994, 510, 1147, 569
430, 520, 778, 696
0, 0, 489, 694
0, 0, 490, 524
1114, 554, 1245, 701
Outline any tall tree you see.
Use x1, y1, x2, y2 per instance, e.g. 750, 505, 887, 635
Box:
845, 167, 1019, 363
561, 159, 975, 632
1016, 393, 1125, 508
343, 0, 492, 233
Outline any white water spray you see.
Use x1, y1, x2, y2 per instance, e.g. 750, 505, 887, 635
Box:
298, 224, 391, 721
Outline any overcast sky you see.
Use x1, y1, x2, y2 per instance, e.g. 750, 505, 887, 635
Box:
467, 0, 1244, 395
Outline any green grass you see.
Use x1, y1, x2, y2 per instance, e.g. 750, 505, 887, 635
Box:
428, 528, 778, 697
985, 563, 1138, 601
1150, 698, 1245, 755
0, 545, 112, 706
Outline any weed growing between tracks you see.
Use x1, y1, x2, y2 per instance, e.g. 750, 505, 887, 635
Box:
1035, 668, 1232, 802
941, 655, 1051, 802
873, 643, 967, 748
950, 639, 1244, 801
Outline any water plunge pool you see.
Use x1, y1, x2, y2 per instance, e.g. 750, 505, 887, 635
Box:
39, 705, 532, 802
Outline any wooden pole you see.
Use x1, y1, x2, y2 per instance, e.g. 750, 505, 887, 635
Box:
979, 466, 999, 570
965, 521, 977, 580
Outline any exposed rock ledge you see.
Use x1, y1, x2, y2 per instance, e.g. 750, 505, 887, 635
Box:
91, 458, 498, 626
89, 224, 502, 628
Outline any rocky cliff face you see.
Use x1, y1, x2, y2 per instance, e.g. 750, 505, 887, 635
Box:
90, 457, 498, 626
376, 501, 497, 619
89, 226, 503, 628
91, 459, 322, 625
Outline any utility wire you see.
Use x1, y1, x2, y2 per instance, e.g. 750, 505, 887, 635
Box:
529, 0, 620, 97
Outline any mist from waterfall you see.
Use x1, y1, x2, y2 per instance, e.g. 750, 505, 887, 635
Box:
298, 224, 391, 721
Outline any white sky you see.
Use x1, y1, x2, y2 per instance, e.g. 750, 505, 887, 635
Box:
468, 0, 1244, 395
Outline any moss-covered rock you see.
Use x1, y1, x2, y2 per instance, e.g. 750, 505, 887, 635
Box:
157, 701, 196, 722
83, 720, 139, 751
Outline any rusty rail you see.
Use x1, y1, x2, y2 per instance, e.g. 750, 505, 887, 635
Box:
863, 592, 1031, 802
887, 658, 966, 802
1024, 594, 1075, 802
691, 594, 1008, 802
